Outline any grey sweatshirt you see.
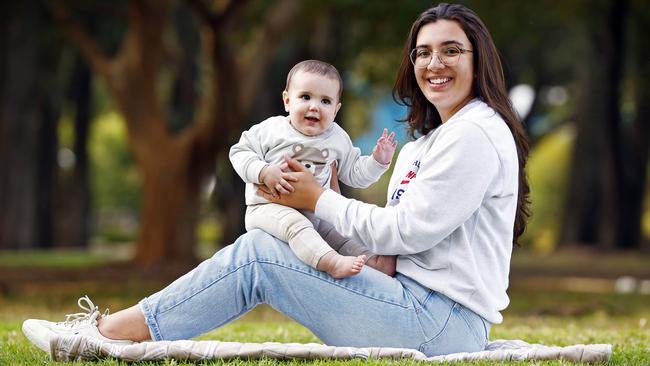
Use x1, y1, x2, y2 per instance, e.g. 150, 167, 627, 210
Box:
229, 115, 388, 205
315, 99, 518, 324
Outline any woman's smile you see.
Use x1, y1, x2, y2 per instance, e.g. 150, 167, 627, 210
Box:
426, 76, 453, 89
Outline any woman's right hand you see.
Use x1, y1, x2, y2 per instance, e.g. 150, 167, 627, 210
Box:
258, 156, 326, 211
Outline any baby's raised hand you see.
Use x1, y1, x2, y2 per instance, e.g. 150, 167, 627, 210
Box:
372, 128, 398, 165
259, 164, 296, 198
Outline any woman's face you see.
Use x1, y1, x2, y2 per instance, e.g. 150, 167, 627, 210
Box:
414, 20, 474, 122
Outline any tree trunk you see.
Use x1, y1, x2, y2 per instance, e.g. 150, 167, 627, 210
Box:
210, 37, 245, 247
621, 0, 650, 252
601, 0, 627, 249
36, 87, 59, 249
55, 56, 92, 248
135, 138, 199, 265
52, 0, 302, 263
108, 1, 200, 265
560, 0, 622, 248
0, 3, 42, 249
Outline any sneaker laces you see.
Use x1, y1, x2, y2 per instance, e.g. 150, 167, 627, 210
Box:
59, 295, 109, 328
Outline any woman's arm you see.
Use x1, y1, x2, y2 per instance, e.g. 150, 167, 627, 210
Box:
322, 122, 499, 255
261, 121, 500, 255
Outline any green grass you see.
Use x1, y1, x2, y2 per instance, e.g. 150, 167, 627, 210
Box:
1, 283, 649, 365
1, 249, 649, 365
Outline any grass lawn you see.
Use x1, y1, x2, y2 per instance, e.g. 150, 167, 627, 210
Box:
0, 250, 649, 365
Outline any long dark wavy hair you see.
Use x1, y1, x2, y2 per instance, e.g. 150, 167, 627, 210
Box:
393, 3, 531, 245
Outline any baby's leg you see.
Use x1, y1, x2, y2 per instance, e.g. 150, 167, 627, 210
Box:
315, 218, 395, 277
311, 217, 371, 256
246, 204, 365, 278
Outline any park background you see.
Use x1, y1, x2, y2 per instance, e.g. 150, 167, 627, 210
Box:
0, 1, 649, 365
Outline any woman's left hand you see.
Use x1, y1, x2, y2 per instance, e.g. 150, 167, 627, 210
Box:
257, 156, 326, 211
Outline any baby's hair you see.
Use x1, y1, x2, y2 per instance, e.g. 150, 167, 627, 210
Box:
285, 60, 343, 100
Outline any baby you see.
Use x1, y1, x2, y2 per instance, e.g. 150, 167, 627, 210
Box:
229, 60, 397, 278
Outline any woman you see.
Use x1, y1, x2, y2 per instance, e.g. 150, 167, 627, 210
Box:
23, 3, 529, 357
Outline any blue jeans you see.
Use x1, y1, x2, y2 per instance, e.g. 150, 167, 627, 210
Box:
139, 230, 490, 356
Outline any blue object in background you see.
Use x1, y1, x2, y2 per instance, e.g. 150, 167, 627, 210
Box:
353, 95, 409, 155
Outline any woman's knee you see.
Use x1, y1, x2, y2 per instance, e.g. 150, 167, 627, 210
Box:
230, 229, 292, 260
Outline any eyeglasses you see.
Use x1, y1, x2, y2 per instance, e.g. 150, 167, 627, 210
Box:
409, 45, 473, 68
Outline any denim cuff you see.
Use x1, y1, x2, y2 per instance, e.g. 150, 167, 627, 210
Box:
139, 298, 163, 341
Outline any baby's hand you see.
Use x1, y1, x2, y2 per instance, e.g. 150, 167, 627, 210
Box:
372, 128, 398, 165
259, 164, 296, 198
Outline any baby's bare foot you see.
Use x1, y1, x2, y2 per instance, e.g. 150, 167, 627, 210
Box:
366, 255, 397, 277
317, 252, 366, 279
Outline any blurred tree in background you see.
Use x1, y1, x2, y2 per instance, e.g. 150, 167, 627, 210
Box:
45, 0, 313, 265
561, 0, 625, 249
0, 2, 89, 250
1, 0, 649, 267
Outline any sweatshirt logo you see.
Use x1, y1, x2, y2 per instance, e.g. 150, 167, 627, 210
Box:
389, 159, 420, 205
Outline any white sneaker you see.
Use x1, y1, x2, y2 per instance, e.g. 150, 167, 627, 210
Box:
22, 295, 134, 353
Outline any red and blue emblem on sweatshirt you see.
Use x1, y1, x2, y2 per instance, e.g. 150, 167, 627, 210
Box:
388, 159, 420, 206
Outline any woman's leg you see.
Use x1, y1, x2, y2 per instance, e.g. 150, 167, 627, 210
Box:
127, 230, 487, 355
135, 230, 417, 345
96, 220, 373, 341
29, 230, 488, 356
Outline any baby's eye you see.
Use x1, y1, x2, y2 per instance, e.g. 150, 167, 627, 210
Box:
322, 99, 331, 105
300, 95, 310, 101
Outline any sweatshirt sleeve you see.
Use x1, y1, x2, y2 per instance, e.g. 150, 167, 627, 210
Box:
229, 122, 269, 184
335, 128, 389, 188
315, 121, 499, 255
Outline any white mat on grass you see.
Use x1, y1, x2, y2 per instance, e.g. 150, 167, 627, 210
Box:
50, 335, 612, 363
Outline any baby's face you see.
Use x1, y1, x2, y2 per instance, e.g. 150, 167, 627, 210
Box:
282, 71, 341, 136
